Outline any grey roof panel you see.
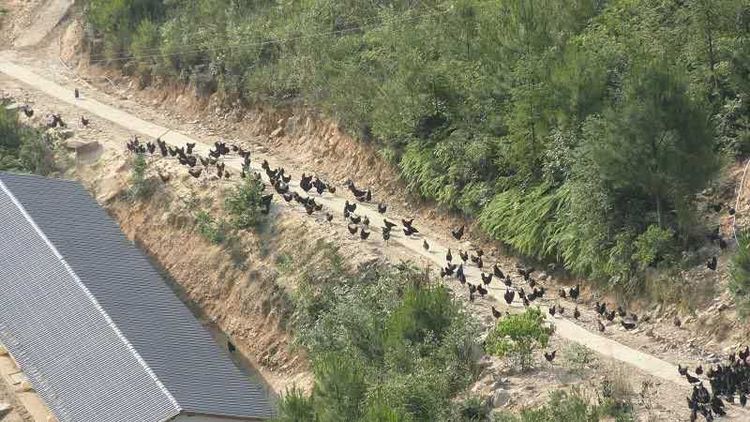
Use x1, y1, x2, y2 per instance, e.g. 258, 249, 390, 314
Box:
0, 180, 180, 422
0, 172, 273, 420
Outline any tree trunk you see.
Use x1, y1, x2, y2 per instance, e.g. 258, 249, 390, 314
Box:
655, 194, 663, 229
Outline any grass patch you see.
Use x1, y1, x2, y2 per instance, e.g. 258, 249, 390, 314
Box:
730, 233, 750, 317
275, 253, 294, 274
494, 383, 634, 422
195, 210, 226, 244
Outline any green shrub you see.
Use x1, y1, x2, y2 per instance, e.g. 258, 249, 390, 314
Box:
631, 226, 675, 271
493, 387, 634, 422
485, 308, 554, 371
19, 135, 55, 176
283, 265, 481, 421
275, 388, 315, 422
455, 396, 491, 421
0, 105, 52, 175
126, 153, 153, 201
562, 343, 596, 375
195, 210, 226, 244
730, 233, 750, 316
224, 177, 266, 230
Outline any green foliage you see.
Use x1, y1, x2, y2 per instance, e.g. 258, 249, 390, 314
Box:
19, 134, 55, 176
84, 0, 749, 287
485, 308, 554, 371
455, 396, 492, 422
126, 152, 152, 201
730, 233, 750, 316
195, 210, 226, 244
493, 387, 633, 422
561, 343, 596, 375
284, 264, 481, 421
631, 226, 675, 271
275, 388, 315, 422
0, 105, 52, 175
224, 177, 266, 230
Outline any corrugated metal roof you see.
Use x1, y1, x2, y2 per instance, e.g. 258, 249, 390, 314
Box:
0, 172, 274, 421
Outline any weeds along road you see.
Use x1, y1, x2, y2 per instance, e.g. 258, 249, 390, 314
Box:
0, 58, 690, 388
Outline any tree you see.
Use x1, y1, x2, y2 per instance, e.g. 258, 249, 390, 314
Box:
583, 59, 718, 232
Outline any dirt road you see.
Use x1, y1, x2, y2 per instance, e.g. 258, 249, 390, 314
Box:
0, 58, 692, 388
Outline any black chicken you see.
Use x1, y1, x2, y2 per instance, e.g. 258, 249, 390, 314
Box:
378, 202, 387, 214
452, 225, 465, 240
493, 264, 504, 279
620, 318, 636, 330
492, 306, 502, 319
481, 273, 492, 285
403, 226, 418, 236
605, 310, 616, 322
707, 256, 717, 271
569, 285, 580, 300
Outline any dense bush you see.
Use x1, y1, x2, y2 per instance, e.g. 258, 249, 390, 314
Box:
282, 263, 482, 421
0, 105, 53, 175
85, 0, 750, 287
484, 308, 554, 371
224, 177, 266, 230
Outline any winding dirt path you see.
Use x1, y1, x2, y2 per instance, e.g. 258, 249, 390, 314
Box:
0, 58, 691, 388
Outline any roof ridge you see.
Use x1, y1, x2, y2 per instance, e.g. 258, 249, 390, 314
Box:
0, 178, 183, 416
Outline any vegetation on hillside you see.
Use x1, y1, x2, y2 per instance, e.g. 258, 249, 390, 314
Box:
730, 233, 750, 316
224, 177, 268, 230
84, 0, 750, 290
494, 387, 633, 422
485, 308, 554, 371
280, 263, 482, 421
0, 104, 54, 175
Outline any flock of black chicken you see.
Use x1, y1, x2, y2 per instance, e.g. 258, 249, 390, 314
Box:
678, 346, 750, 421
35, 96, 731, 421
120, 127, 739, 421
